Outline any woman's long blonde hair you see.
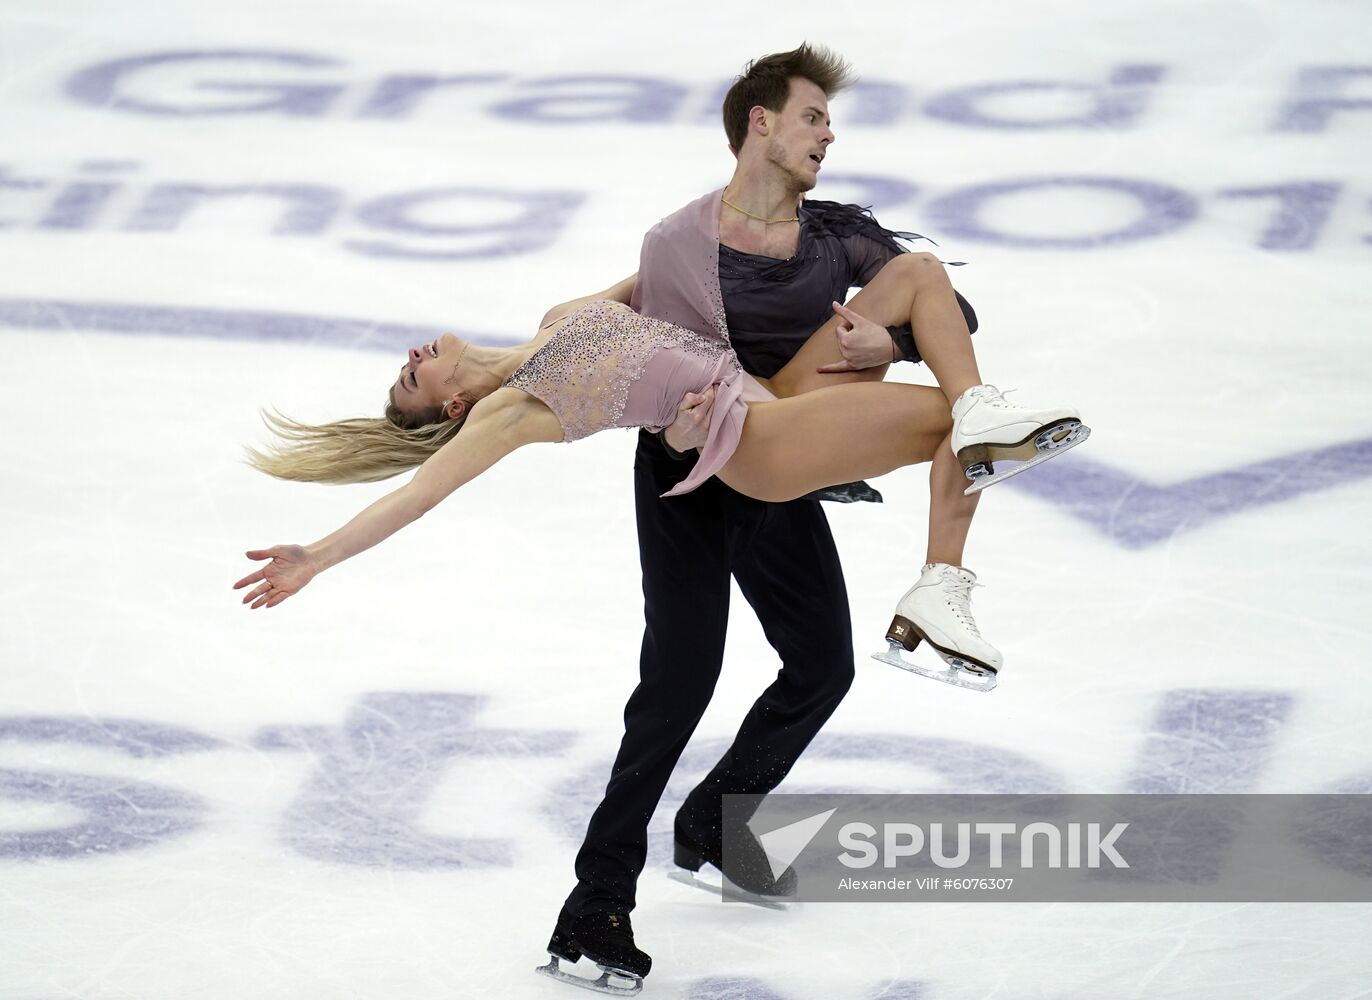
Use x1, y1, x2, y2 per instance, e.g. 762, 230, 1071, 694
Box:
245, 396, 466, 484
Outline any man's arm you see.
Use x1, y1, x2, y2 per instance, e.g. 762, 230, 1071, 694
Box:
539, 274, 637, 330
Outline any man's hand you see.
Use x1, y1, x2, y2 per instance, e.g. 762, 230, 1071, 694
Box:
815, 301, 898, 373
662, 386, 716, 453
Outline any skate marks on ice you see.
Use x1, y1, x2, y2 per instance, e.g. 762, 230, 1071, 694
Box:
3, 691, 1311, 866
536, 966, 933, 999
0, 716, 225, 860
1005, 434, 1372, 548
0, 694, 575, 867
683, 977, 927, 1000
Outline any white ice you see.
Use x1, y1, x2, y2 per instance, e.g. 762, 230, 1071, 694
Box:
2, 1, 1370, 997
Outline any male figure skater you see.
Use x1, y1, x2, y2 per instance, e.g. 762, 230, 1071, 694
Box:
537, 43, 1063, 993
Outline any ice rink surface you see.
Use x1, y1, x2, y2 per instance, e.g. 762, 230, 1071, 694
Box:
2, 1, 1371, 996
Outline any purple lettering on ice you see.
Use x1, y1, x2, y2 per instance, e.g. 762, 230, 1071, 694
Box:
927, 176, 1197, 248
123, 183, 342, 234
1112, 690, 1294, 884
1296, 776, 1372, 880
65, 50, 345, 117
487, 75, 687, 123
834, 80, 909, 127
924, 65, 1165, 130
695, 78, 908, 128
546, 733, 1064, 864
1216, 182, 1342, 250
0, 298, 516, 353
0, 716, 223, 757
38, 160, 141, 229
0, 716, 221, 860
349, 186, 585, 260
1005, 438, 1372, 548
812, 172, 920, 216
2, 164, 582, 258
353, 73, 507, 118
256, 692, 575, 869
0, 166, 47, 228
1129, 690, 1294, 795
1273, 66, 1372, 132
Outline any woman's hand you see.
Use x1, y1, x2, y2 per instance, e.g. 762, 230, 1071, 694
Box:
234, 545, 319, 609
815, 301, 898, 373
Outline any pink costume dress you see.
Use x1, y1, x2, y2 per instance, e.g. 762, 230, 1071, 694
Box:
502, 300, 774, 497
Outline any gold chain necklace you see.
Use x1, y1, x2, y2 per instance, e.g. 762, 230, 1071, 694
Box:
441, 342, 470, 385
722, 195, 798, 225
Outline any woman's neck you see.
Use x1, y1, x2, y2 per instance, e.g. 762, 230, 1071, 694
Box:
460, 342, 539, 401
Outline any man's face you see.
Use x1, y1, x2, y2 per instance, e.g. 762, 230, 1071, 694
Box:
763, 77, 835, 193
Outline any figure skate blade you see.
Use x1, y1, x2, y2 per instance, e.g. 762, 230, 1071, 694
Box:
872, 642, 999, 692
667, 868, 791, 911
964, 424, 1091, 495
536, 957, 642, 996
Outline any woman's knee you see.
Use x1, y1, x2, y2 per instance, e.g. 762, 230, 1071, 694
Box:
878, 251, 948, 288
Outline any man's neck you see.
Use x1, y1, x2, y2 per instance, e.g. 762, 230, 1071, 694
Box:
722, 162, 802, 222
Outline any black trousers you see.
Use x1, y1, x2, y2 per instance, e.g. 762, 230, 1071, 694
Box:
562, 430, 856, 915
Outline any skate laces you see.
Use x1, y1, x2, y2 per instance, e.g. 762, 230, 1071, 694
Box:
971, 385, 1018, 409
941, 570, 983, 637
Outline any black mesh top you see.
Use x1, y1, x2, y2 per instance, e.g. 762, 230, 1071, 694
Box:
718, 199, 975, 378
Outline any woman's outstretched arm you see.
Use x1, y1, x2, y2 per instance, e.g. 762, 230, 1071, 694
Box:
234, 389, 562, 609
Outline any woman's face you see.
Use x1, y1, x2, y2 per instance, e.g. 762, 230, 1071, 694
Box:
390, 332, 463, 418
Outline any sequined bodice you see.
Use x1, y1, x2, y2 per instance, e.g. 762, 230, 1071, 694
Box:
503, 300, 736, 441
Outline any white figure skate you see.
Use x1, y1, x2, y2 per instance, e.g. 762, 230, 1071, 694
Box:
871, 563, 1002, 692
952, 385, 1090, 495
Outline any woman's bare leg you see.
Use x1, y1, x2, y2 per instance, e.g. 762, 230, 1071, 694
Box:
717, 380, 950, 503
718, 382, 1003, 682
756, 315, 889, 399
754, 257, 984, 567
765, 252, 980, 405
927, 439, 979, 566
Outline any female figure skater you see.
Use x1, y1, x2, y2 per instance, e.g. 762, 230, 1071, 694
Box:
235, 259, 1086, 692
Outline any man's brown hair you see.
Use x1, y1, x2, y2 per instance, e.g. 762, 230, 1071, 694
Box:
721, 43, 855, 153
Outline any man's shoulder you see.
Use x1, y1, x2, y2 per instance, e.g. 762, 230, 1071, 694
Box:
802, 198, 894, 236
646, 188, 722, 235
801, 199, 926, 264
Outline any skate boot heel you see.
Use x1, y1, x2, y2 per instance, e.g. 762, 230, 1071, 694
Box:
955, 442, 992, 477
673, 838, 705, 872
871, 564, 1003, 692
885, 615, 922, 652
546, 925, 582, 963
950, 385, 1089, 494
536, 911, 648, 995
